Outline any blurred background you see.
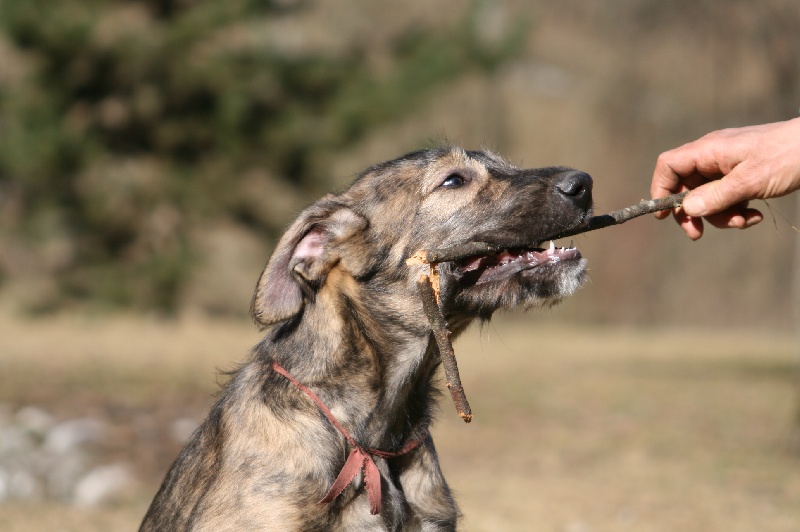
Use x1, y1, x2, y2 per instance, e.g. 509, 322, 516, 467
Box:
1, 1, 798, 530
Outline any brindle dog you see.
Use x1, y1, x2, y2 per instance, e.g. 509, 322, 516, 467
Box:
140, 147, 593, 531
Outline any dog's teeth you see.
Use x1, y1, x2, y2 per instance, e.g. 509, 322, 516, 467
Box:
548, 240, 555, 253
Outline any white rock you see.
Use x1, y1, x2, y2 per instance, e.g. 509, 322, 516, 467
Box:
8, 469, 41, 500
73, 464, 133, 507
16, 406, 55, 437
46, 452, 88, 501
44, 418, 105, 454
0, 425, 34, 455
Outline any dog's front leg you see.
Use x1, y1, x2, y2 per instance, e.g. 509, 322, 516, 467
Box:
397, 436, 459, 531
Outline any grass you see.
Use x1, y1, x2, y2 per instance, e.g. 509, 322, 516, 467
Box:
0, 312, 798, 531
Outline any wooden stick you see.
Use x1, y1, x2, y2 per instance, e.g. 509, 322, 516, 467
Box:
416, 274, 472, 423
548, 191, 688, 240
415, 191, 688, 264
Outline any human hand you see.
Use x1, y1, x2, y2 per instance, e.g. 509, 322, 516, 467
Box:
650, 117, 800, 239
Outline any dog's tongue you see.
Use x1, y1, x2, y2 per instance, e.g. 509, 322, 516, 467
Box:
459, 250, 520, 272
460, 242, 571, 271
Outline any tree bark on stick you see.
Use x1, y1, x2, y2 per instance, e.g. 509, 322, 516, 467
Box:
417, 274, 472, 423
550, 191, 688, 239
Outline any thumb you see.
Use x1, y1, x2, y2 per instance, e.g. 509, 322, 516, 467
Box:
682, 167, 754, 217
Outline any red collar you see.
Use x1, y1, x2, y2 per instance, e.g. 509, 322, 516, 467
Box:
272, 361, 424, 515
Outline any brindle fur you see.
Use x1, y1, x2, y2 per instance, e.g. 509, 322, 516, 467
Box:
140, 147, 593, 531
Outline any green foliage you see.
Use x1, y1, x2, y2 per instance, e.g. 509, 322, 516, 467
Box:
0, 0, 523, 313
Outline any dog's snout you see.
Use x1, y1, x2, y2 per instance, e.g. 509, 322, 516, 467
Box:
555, 171, 593, 209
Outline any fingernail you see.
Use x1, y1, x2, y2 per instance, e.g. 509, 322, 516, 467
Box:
682, 195, 706, 216
744, 214, 763, 228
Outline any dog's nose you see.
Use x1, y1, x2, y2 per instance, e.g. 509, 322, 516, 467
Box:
555, 170, 593, 209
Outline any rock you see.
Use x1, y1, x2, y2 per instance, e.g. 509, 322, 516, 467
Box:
45, 451, 88, 501
73, 464, 133, 507
0, 425, 34, 455
43, 418, 106, 454
16, 406, 55, 437
0, 406, 136, 506
8, 469, 41, 500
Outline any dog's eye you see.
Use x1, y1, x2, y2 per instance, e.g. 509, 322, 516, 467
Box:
440, 174, 466, 189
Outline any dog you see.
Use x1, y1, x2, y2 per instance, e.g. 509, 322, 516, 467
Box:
140, 147, 592, 531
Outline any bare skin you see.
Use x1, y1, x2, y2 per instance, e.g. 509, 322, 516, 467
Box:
650, 116, 800, 239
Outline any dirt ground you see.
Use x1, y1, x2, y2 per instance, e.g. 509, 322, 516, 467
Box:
1, 312, 798, 531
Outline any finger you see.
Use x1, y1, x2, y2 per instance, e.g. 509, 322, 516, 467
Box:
654, 209, 670, 220
654, 183, 692, 220
743, 209, 764, 228
703, 208, 763, 230
701, 201, 750, 228
681, 165, 757, 217
651, 138, 726, 198
652, 173, 710, 220
651, 153, 684, 199
673, 207, 704, 240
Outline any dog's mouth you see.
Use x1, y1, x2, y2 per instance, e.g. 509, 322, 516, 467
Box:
452, 240, 581, 285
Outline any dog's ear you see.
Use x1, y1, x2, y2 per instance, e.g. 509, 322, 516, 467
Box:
251, 198, 367, 327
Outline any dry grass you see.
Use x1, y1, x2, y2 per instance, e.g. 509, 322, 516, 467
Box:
0, 312, 798, 531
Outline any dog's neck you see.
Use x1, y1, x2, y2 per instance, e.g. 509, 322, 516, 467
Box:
262, 275, 445, 450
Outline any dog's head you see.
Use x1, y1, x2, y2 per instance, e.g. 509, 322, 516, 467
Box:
251, 147, 592, 330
